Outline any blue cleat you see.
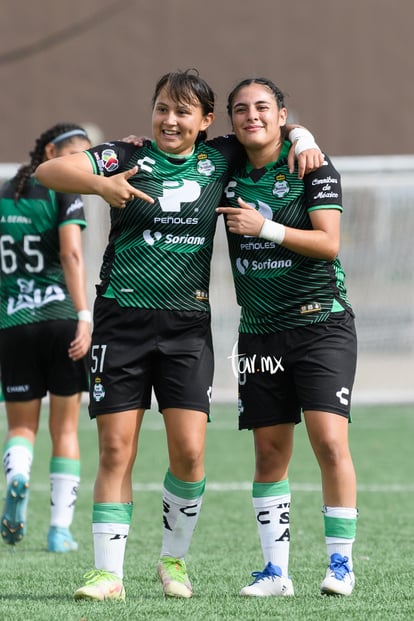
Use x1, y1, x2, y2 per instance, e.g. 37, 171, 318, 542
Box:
47, 526, 78, 552
1, 474, 29, 545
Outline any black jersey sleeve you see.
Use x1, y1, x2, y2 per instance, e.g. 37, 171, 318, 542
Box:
85, 140, 144, 177
56, 191, 87, 228
303, 154, 343, 211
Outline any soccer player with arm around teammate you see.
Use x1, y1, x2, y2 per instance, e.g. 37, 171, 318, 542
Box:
0, 123, 92, 553
217, 78, 358, 597
35, 70, 322, 602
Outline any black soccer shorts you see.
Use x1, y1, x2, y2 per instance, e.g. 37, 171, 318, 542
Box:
0, 320, 89, 400
237, 311, 357, 430
88, 297, 214, 418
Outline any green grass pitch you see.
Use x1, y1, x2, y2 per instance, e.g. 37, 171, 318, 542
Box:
0, 403, 412, 620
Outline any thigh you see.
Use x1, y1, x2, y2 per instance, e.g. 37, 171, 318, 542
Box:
49, 393, 81, 434
5, 400, 42, 439
97, 409, 144, 455
304, 409, 351, 451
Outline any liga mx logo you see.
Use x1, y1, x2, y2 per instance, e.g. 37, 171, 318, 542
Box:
101, 149, 119, 173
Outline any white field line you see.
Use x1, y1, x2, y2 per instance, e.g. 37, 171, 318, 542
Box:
23, 482, 414, 493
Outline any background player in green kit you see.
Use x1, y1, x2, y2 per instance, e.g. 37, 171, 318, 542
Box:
0, 123, 91, 552
217, 78, 358, 597
35, 70, 322, 602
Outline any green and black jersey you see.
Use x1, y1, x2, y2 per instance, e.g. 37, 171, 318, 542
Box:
85, 136, 243, 312
224, 141, 353, 334
0, 177, 87, 329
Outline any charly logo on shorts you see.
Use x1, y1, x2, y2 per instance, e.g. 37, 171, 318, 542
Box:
93, 377, 106, 402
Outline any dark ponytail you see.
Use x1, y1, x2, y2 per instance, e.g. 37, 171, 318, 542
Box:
13, 122, 89, 202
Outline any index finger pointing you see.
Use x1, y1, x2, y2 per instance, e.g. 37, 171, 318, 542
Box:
131, 187, 154, 204
216, 207, 239, 214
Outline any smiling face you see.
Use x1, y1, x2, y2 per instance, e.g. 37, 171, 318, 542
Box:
152, 86, 214, 155
230, 82, 287, 159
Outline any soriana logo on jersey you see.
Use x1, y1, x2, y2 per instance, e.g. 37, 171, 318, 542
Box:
101, 149, 119, 173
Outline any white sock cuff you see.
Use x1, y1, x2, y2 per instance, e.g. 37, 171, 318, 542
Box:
323, 506, 358, 519
92, 523, 130, 536
253, 493, 291, 509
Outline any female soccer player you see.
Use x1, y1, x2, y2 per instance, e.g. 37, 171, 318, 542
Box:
218, 78, 358, 597
35, 70, 322, 601
0, 123, 91, 552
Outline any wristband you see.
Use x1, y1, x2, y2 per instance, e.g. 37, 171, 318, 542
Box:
288, 127, 315, 143
77, 309, 92, 322
259, 219, 286, 245
288, 128, 319, 156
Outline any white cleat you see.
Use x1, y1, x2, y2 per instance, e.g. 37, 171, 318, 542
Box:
320, 553, 355, 596
240, 562, 294, 597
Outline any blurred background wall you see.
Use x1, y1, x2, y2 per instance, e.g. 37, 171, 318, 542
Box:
1, 0, 413, 160
1, 0, 413, 404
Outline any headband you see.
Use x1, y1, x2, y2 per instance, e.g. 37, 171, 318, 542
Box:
51, 129, 88, 144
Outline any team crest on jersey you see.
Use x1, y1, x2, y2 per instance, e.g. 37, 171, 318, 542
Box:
272, 173, 290, 198
101, 149, 119, 173
196, 153, 215, 176
93, 377, 106, 402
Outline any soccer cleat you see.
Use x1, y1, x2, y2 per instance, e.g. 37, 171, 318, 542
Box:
157, 556, 193, 598
73, 569, 125, 601
240, 562, 294, 596
47, 526, 78, 553
320, 553, 355, 596
1, 474, 29, 545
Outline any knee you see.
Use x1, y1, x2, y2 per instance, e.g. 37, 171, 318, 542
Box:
100, 434, 136, 471
180, 445, 204, 472
170, 444, 205, 480
314, 436, 349, 468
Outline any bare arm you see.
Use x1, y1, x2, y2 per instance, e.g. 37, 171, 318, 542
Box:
35, 152, 154, 208
217, 197, 340, 261
59, 223, 91, 361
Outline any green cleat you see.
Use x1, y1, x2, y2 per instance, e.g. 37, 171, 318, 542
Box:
157, 556, 192, 598
73, 569, 125, 601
